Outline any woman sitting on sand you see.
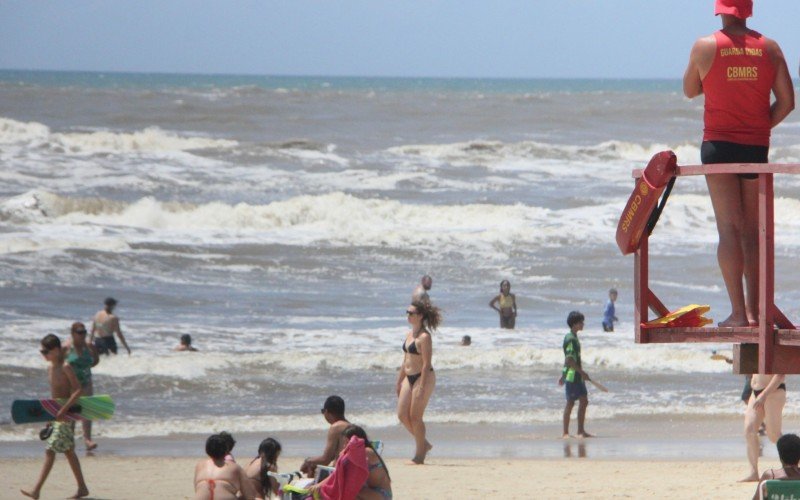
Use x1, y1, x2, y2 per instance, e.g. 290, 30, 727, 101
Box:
194, 434, 255, 500
242, 438, 281, 499
396, 300, 439, 464
489, 280, 517, 329
340, 425, 391, 499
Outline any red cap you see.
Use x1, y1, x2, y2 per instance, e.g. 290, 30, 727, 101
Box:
715, 0, 753, 19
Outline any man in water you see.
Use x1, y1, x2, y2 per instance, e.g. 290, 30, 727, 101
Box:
90, 297, 131, 356
412, 275, 432, 303
300, 395, 350, 477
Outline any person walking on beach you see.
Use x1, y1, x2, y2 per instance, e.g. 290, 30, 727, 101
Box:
64, 322, 99, 451
489, 280, 517, 329
602, 288, 618, 332
300, 395, 350, 476
742, 373, 786, 482
411, 275, 432, 303
194, 433, 255, 500
22, 334, 89, 499
559, 311, 593, 439
90, 297, 131, 355
396, 300, 439, 464
683, 0, 794, 327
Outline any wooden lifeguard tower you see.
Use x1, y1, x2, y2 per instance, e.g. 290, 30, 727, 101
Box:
630, 160, 800, 374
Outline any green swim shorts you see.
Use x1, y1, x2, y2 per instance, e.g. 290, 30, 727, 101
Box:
46, 421, 75, 453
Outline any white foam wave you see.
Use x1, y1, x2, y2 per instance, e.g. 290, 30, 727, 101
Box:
0, 116, 237, 154
386, 139, 702, 170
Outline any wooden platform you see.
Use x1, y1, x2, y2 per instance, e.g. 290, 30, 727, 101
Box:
630, 161, 800, 374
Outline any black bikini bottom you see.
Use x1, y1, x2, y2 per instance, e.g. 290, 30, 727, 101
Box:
407, 368, 434, 387
753, 383, 786, 399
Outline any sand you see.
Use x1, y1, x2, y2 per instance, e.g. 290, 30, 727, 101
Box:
1, 454, 768, 499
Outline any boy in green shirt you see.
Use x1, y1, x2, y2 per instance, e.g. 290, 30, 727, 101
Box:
559, 311, 593, 438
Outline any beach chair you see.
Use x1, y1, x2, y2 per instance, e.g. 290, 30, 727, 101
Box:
758, 479, 800, 500
267, 472, 313, 500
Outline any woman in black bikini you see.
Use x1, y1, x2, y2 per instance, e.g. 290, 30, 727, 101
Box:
396, 300, 440, 465
742, 373, 786, 482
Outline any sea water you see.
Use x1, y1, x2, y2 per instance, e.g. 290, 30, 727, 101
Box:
1, 71, 799, 457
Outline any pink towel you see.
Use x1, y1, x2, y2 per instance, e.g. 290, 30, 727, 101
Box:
319, 436, 369, 500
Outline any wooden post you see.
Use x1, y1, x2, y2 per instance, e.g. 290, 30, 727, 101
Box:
635, 235, 648, 343
759, 173, 775, 373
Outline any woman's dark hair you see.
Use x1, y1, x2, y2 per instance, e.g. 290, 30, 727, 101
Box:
206, 434, 228, 460
500, 280, 511, 292
343, 425, 389, 481
218, 431, 235, 453
252, 438, 282, 498
777, 433, 800, 466
567, 311, 585, 328
411, 300, 442, 332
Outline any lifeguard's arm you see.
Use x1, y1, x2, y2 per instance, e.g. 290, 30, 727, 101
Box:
767, 41, 795, 127
113, 317, 131, 354
489, 295, 500, 312
416, 333, 433, 394
55, 365, 83, 420
683, 37, 715, 98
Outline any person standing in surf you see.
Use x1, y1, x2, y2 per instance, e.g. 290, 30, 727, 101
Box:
683, 0, 794, 327
90, 297, 131, 355
411, 275, 432, 303
396, 300, 439, 464
559, 311, 593, 439
64, 322, 99, 451
489, 280, 517, 329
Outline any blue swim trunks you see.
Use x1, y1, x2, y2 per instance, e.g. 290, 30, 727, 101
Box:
565, 380, 588, 401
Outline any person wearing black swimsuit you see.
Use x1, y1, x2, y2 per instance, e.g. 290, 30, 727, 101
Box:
396, 300, 440, 465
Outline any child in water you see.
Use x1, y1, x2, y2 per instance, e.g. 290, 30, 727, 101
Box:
602, 288, 618, 332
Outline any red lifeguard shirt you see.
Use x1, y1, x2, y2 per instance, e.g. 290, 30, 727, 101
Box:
702, 30, 775, 147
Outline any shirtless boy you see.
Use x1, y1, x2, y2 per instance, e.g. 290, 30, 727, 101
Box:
22, 334, 89, 499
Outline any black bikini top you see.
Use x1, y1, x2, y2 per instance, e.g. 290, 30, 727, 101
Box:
402, 338, 420, 355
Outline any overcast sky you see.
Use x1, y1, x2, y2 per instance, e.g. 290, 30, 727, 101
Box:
1, 1, 798, 79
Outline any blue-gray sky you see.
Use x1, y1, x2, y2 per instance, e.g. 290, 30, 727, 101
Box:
1, 1, 798, 78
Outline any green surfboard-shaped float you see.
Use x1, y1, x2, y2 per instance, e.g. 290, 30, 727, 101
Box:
11, 395, 115, 424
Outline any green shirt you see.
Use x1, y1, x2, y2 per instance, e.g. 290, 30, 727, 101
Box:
66, 346, 94, 387
562, 331, 582, 383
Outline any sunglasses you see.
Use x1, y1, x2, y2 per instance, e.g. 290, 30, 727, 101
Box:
74, 329, 87, 335
406, 310, 419, 316
40, 348, 51, 355
320, 408, 327, 414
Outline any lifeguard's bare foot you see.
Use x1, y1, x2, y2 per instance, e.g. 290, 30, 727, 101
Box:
20, 490, 39, 499
718, 315, 750, 327
577, 432, 594, 438
69, 487, 90, 499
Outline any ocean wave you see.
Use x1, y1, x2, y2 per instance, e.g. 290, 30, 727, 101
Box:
0, 116, 237, 154
386, 139, 703, 169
